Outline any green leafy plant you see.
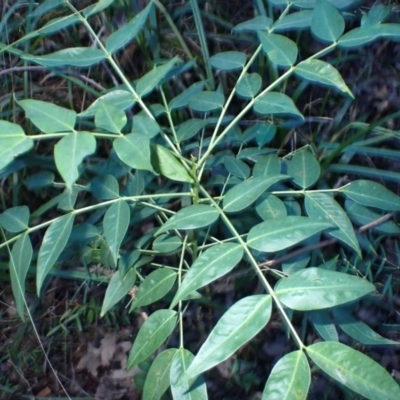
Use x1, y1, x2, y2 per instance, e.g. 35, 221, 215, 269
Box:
1, 0, 400, 398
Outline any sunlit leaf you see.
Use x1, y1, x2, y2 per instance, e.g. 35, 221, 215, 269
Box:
271, 10, 313, 32
54, 131, 96, 189
132, 115, 159, 137
275, 267, 376, 311
262, 350, 310, 400
37, 213, 74, 295
170, 243, 244, 308
247, 217, 333, 253
127, 309, 178, 369
307, 342, 400, 400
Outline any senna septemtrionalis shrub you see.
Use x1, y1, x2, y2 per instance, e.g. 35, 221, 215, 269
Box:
1, 0, 400, 398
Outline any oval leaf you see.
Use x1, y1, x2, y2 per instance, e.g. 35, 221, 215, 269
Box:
253, 154, 281, 177
224, 156, 250, 180
287, 149, 320, 189
95, 102, 127, 133
0, 120, 33, 171
91, 174, 120, 200
262, 350, 310, 400
247, 217, 333, 253
100, 268, 137, 316
169, 81, 206, 110
18, 99, 76, 133
143, 348, 178, 400
114, 134, 155, 173
233, 15, 273, 31
341, 180, 400, 211
305, 193, 361, 257
295, 59, 353, 98
236, 72, 262, 99
311, 0, 345, 43
152, 144, 193, 183
271, 10, 313, 32
184, 295, 272, 379
188, 91, 225, 112
258, 31, 298, 66
307, 342, 400, 400
223, 175, 288, 213
176, 119, 207, 142
170, 243, 244, 309
54, 131, 96, 189
210, 51, 246, 71
310, 310, 339, 342
256, 194, 287, 221
254, 92, 303, 120
130, 268, 177, 310
104, 200, 130, 267
275, 267, 376, 311
37, 213, 74, 295
0, 206, 29, 233
127, 309, 178, 369
156, 205, 219, 235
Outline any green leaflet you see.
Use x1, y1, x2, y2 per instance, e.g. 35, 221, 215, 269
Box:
100, 268, 137, 316
305, 192, 361, 257
127, 309, 178, 369
307, 342, 400, 400
247, 217, 333, 253
9, 233, 33, 321
262, 350, 310, 400
54, 131, 96, 189
184, 295, 272, 380
275, 267, 376, 311
156, 205, 219, 235
287, 148, 320, 189
209, 51, 246, 71
103, 200, 130, 267
170, 243, 244, 309
0, 206, 29, 233
0, 120, 33, 171
311, 0, 345, 43
37, 214, 75, 295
